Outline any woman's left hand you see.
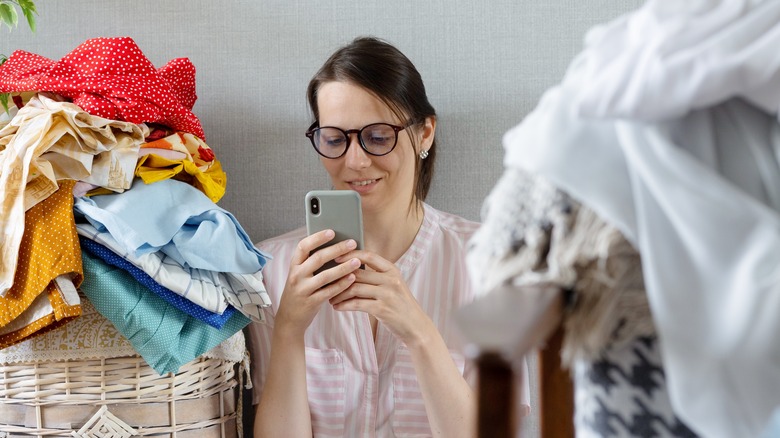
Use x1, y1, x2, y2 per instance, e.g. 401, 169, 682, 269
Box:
329, 250, 432, 346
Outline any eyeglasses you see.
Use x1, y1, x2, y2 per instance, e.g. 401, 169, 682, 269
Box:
306, 121, 415, 159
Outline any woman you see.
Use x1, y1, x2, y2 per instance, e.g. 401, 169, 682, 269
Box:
248, 36, 480, 437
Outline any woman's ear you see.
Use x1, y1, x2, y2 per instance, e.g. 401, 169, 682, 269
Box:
420, 116, 436, 152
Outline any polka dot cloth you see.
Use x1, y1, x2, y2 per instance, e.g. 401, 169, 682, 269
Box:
79, 250, 250, 375
78, 236, 236, 330
0, 180, 82, 349
0, 37, 205, 140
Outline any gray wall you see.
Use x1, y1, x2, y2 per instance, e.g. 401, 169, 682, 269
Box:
1, 1, 643, 436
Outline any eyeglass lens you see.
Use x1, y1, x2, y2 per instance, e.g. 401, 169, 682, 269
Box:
313, 123, 399, 158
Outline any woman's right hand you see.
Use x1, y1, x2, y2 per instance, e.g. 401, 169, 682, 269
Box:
274, 229, 362, 337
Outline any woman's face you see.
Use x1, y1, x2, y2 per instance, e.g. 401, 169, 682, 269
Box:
315, 81, 433, 218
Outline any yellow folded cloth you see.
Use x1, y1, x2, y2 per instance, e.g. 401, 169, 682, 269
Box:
0, 179, 82, 349
136, 154, 226, 203
134, 132, 227, 202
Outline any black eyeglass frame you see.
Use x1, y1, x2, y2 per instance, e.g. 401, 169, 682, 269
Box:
305, 120, 417, 159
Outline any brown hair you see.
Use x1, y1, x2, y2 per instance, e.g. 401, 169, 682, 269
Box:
307, 36, 437, 203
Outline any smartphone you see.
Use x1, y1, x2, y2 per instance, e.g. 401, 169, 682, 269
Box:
305, 190, 364, 274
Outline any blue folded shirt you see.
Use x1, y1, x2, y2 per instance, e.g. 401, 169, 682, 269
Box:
73, 178, 270, 274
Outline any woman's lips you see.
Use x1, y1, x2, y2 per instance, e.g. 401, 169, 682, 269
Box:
348, 178, 379, 193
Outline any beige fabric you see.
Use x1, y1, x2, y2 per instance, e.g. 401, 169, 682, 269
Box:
0, 295, 246, 364
468, 168, 655, 364
0, 93, 147, 296
550, 203, 654, 364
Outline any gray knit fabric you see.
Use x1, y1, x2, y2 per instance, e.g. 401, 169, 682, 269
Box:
468, 167, 697, 437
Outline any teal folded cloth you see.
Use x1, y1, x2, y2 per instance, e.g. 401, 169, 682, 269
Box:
79, 250, 250, 375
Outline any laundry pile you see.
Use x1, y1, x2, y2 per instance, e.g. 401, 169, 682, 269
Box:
0, 37, 271, 375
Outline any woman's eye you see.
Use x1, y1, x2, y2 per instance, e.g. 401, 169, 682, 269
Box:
368, 135, 391, 145
364, 129, 393, 145
323, 136, 346, 146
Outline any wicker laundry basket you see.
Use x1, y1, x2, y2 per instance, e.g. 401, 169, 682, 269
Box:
0, 297, 248, 438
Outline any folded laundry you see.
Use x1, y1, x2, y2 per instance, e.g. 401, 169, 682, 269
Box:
0, 37, 205, 139
135, 154, 226, 203
0, 94, 145, 295
0, 180, 82, 348
0, 293, 245, 365
79, 250, 249, 375
79, 237, 236, 330
136, 131, 226, 202
140, 132, 217, 168
76, 222, 270, 322
73, 178, 271, 274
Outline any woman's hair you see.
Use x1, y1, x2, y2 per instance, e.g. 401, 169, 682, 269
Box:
307, 36, 437, 203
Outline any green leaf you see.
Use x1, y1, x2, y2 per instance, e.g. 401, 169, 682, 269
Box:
14, 0, 37, 32
0, 3, 18, 29
0, 93, 10, 115
17, 0, 36, 11
21, 5, 34, 32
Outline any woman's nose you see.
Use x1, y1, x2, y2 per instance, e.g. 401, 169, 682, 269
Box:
344, 134, 371, 169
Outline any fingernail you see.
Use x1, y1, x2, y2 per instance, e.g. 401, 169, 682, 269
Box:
346, 239, 356, 249
325, 229, 335, 238
350, 258, 360, 268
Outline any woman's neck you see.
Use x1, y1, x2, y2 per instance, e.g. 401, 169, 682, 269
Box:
363, 201, 425, 263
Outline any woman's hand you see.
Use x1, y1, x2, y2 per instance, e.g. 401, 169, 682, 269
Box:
331, 249, 477, 438
329, 250, 434, 346
275, 229, 362, 337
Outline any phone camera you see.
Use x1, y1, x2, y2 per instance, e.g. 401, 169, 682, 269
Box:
310, 197, 320, 215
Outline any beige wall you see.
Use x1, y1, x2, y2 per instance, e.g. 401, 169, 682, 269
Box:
1, 1, 643, 435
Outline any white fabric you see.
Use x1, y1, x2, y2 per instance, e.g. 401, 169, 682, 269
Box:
76, 222, 271, 322
0, 94, 145, 296
503, 1, 780, 436
572, 0, 780, 121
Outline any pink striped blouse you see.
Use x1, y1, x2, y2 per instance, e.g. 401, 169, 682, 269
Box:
248, 204, 485, 437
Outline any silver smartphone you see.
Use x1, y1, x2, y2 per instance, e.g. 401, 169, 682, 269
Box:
305, 190, 364, 274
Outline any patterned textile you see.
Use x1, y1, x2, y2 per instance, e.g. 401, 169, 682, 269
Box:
467, 168, 654, 363
76, 222, 270, 322
247, 204, 529, 437
136, 155, 226, 203
0, 37, 205, 139
0, 294, 246, 364
467, 168, 693, 436
139, 131, 216, 165
0, 180, 82, 348
136, 131, 226, 202
575, 334, 697, 438
78, 236, 236, 329
79, 250, 249, 375
0, 95, 145, 295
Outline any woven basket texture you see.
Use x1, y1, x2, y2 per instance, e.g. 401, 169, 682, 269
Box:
0, 355, 241, 437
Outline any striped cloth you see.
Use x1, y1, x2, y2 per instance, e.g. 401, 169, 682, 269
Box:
247, 204, 527, 437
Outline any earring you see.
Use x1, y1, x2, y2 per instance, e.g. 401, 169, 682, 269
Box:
419, 149, 429, 160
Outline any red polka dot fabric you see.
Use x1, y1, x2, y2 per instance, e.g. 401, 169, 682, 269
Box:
0, 37, 205, 140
